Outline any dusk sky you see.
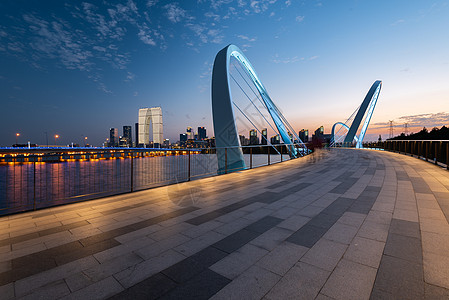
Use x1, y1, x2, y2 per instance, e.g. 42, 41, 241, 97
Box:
1, 0, 449, 146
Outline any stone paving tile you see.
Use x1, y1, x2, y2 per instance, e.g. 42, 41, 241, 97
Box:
321, 259, 377, 300
300, 238, 347, 271
424, 283, 449, 299
64, 276, 124, 300
344, 236, 385, 268
322, 222, 358, 245
264, 262, 330, 300
0, 282, 14, 300
383, 233, 423, 263
19, 279, 70, 300
357, 220, 389, 242
371, 255, 424, 299
14, 255, 98, 298
211, 265, 280, 300
423, 252, 449, 289
249, 226, 294, 251
161, 269, 231, 300
210, 244, 269, 279
114, 249, 186, 289
337, 211, 366, 228
256, 241, 308, 276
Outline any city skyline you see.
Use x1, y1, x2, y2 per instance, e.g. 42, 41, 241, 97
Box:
1, 1, 449, 146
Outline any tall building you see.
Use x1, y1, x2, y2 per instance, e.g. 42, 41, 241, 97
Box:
270, 135, 280, 144
249, 129, 259, 145
123, 126, 132, 147
198, 127, 206, 140
261, 128, 267, 145
109, 128, 118, 147
299, 129, 309, 143
180, 133, 187, 143
138, 107, 163, 147
186, 127, 194, 140
134, 123, 139, 147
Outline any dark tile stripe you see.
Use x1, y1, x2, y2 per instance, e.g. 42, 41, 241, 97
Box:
287, 186, 381, 248
0, 220, 90, 247
370, 219, 424, 299
0, 206, 199, 286
186, 183, 310, 226
112, 216, 282, 299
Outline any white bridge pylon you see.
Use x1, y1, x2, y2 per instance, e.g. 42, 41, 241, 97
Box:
331, 80, 382, 148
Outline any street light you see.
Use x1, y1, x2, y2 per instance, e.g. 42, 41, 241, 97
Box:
54, 134, 59, 146
15, 133, 20, 146
84, 136, 88, 147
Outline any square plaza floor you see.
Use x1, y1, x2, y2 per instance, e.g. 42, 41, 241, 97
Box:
1, 148, 449, 299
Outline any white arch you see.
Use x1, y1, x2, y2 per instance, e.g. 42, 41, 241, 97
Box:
138, 107, 163, 146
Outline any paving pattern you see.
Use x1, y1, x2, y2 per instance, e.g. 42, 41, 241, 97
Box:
1, 148, 449, 299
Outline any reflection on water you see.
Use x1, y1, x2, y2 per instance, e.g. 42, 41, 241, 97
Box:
0, 153, 288, 215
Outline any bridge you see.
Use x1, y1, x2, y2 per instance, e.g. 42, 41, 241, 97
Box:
1, 148, 448, 299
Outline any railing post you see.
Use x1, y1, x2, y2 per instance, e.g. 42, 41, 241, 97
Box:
33, 159, 36, 210
280, 145, 283, 162
188, 150, 191, 180
425, 142, 429, 161
447, 142, 449, 170
268, 146, 270, 165
250, 147, 253, 169
435, 142, 439, 165
130, 153, 134, 192
225, 148, 228, 174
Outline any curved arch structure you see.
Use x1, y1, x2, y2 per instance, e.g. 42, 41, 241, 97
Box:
212, 44, 297, 174
331, 122, 358, 145
342, 80, 382, 148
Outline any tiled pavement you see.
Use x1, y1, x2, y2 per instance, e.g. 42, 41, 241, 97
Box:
1, 149, 449, 299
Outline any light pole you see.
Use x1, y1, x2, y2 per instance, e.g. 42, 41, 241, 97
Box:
84, 136, 88, 147
15, 133, 20, 146
54, 134, 59, 146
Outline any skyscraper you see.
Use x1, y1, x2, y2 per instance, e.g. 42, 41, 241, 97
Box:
135, 122, 139, 147
261, 128, 267, 145
198, 127, 206, 140
249, 129, 259, 145
123, 126, 132, 147
186, 127, 194, 140
138, 107, 163, 146
299, 129, 309, 143
109, 128, 118, 147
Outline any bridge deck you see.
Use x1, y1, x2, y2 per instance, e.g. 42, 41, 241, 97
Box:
1, 149, 449, 299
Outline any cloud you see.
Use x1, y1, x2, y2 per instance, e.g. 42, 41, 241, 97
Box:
295, 15, 304, 22
272, 54, 304, 64
164, 3, 187, 23
391, 19, 405, 26
308, 55, 318, 60
238, 34, 257, 42
371, 112, 449, 130
285, 0, 291, 6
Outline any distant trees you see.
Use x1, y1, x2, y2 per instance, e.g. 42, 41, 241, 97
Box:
389, 126, 449, 140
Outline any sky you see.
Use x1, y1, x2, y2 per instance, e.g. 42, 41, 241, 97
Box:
1, 0, 449, 146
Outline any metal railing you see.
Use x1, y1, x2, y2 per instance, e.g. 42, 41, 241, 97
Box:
0, 144, 309, 216
364, 140, 449, 169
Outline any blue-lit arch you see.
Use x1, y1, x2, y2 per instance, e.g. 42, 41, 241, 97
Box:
212, 44, 299, 174
341, 80, 382, 148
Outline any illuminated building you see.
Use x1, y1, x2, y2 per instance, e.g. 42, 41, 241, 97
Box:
109, 128, 118, 147
299, 129, 309, 143
123, 126, 132, 147
261, 128, 267, 145
138, 107, 163, 147
198, 127, 206, 140
249, 129, 259, 145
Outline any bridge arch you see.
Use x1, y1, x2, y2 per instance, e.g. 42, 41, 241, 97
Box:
340, 80, 382, 148
212, 44, 299, 173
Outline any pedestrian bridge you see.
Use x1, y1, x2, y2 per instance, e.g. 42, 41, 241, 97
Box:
0, 148, 448, 299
